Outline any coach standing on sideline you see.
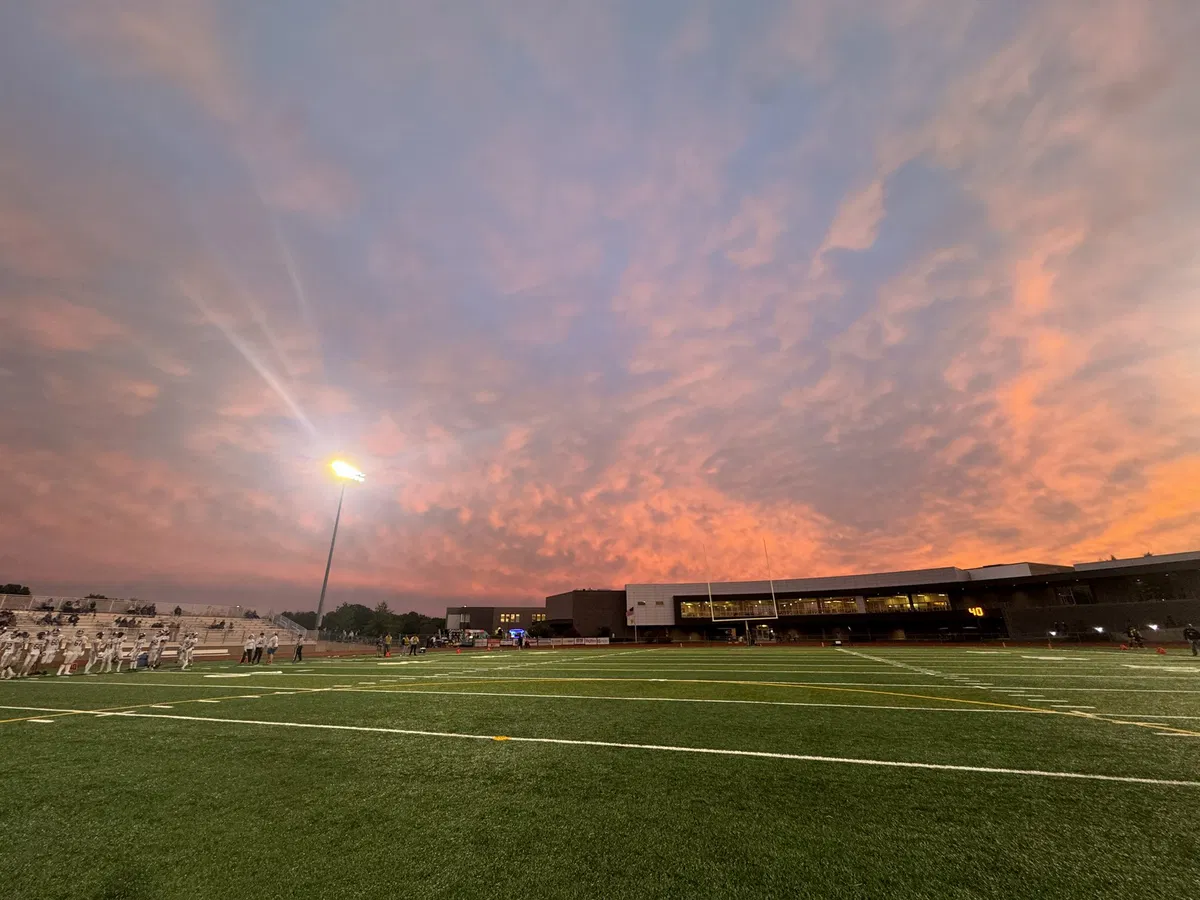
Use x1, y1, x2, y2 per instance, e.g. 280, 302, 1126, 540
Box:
293, 635, 304, 663
1184, 623, 1200, 657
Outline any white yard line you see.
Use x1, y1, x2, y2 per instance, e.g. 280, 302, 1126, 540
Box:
78, 709, 1200, 788
0, 679, 280, 692
343, 688, 1056, 714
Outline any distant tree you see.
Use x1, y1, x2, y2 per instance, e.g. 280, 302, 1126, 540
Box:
281, 611, 318, 629
85, 593, 108, 600
527, 622, 552, 638
320, 603, 375, 635
1, 584, 32, 595
369, 602, 397, 637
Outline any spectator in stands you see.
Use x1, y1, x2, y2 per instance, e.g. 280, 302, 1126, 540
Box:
174, 606, 182, 617
1184, 623, 1200, 657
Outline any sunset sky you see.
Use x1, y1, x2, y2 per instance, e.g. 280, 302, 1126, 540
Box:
1, 1, 1198, 614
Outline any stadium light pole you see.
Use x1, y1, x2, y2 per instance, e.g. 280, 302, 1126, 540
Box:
315, 461, 366, 636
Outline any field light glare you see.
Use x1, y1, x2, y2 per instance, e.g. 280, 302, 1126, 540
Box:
1148, 623, 1159, 631
315, 459, 366, 634
331, 460, 366, 482
1093, 626, 1105, 633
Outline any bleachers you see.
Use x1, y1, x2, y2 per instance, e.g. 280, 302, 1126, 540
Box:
0, 595, 306, 647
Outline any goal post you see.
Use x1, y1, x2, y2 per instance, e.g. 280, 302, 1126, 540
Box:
705, 538, 779, 643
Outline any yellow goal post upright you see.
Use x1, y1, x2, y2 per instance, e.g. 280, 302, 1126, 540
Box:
704, 539, 779, 644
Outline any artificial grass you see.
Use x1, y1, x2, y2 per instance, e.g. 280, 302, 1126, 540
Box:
0, 647, 1196, 899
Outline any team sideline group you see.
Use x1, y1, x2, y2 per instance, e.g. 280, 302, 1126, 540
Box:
0, 626, 300, 679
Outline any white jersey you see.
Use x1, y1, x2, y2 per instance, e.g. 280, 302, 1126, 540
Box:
66, 636, 86, 657
268, 635, 279, 650
243, 636, 256, 651
0, 632, 19, 662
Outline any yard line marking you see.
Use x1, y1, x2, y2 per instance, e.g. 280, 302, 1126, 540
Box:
342, 688, 1060, 714
93, 711, 1200, 788
0, 679, 279, 692
347, 676, 1064, 714
26, 719, 56, 724
1153, 733, 1200, 738
833, 649, 943, 678
0, 690, 257, 723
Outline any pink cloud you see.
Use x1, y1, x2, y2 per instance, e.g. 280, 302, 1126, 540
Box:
1, 298, 126, 352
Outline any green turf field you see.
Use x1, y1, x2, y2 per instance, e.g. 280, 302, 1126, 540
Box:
1, 645, 1198, 899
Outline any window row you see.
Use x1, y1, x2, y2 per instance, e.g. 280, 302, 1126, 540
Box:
678, 593, 951, 618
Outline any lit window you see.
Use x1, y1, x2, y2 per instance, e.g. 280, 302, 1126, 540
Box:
819, 599, 858, 615
911, 593, 950, 612
777, 600, 819, 616
867, 596, 911, 614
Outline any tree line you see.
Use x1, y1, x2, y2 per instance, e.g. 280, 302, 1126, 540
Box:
282, 602, 446, 637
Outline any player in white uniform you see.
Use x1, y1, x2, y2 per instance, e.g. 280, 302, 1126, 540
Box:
41, 629, 61, 672
128, 633, 146, 671
110, 632, 127, 673
85, 631, 105, 675
0, 628, 23, 679
19, 631, 46, 677
178, 632, 197, 670
57, 630, 87, 675
101, 632, 121, 674
149, 630, 168, 669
